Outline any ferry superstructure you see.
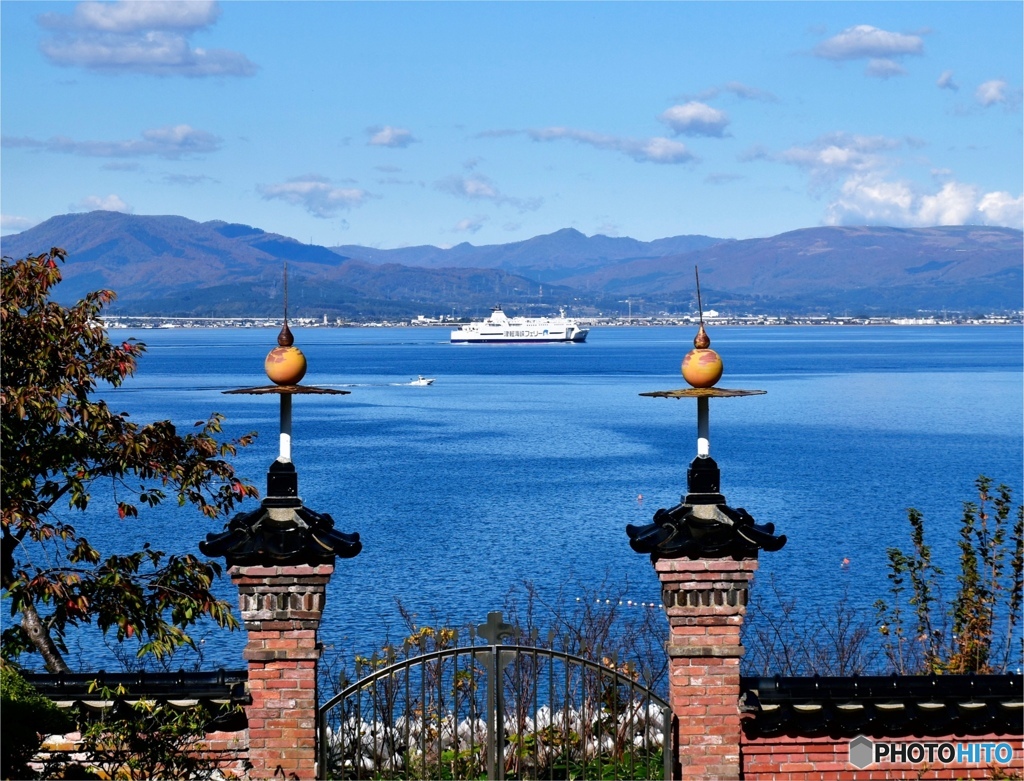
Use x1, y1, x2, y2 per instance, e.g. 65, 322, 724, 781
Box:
450, 306, 589, 343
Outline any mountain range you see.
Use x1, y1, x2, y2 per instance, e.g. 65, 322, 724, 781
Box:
2, 211, 1020, 318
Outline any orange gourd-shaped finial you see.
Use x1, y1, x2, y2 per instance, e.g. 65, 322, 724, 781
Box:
265, 264, 307, 385
681, 268, 723, 388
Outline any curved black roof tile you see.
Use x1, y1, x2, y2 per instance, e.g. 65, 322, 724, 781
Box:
740, 674, 1024, 739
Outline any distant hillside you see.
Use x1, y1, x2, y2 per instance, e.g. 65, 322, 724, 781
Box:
332, 228, 728, 283
564, 225, 1024, 313
0, 212, 576, 318
2, 212, 1020, 317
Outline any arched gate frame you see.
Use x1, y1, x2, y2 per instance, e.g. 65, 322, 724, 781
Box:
318, 614, 671, 780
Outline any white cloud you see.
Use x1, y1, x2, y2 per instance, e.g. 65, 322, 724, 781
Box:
777, 132, 901, 186
826, 176, 913, 224
977, 191, 1024, 227
771, 131, 1021, 229
638, 137, 695, 163
865, 58, 906, 79
438, 174, 500, 200
975, 79, 1007, 106
659, 102, 730, 138
813, 25, 924, 61
435, 174, 542, 211
527, 127, 695, 164
37, 1, 256, 77
937, 70, 958, 91
454, 216, 487, 234
2, 125, 222, 159
258, 175, 370, 218
141, 124, 220, 152
40, 1, 220, 33
825, 175, 1023, 229
367, 126, 418, 148
688, 82, 778, 103
719, 81, 777, 102
40, 32, 257, 77
916, 181, 980, 225
72, 194, 133, 213
1, 215, 37, 232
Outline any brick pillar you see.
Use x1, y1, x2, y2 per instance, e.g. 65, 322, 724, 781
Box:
656, 556, 758, 780
230, 563, 334, 780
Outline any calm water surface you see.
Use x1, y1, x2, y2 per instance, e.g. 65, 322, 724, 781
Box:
25, 325, 1024, 670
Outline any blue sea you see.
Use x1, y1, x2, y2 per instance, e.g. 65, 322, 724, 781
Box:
18, 325, 1024, 672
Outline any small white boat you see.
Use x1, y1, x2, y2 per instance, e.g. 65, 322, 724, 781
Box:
409, 375, 435, 386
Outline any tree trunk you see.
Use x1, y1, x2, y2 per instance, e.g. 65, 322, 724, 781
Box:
20, 601, 71, 673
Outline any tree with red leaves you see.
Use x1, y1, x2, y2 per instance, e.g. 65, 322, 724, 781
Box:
1, 248, 259, 672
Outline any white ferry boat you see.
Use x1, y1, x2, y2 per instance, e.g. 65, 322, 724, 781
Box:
451, 306, 589, 344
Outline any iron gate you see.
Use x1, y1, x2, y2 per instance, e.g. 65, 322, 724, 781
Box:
318, 612, 671, 780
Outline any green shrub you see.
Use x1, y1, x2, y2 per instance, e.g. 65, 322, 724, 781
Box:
0, 662, 73, 779
875, 476, 1024, 674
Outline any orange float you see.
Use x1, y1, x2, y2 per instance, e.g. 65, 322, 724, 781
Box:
265, 322, 307, 385
681, 322, 723, 388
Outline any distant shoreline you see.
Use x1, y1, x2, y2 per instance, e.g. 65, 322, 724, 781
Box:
104, 315, 1022, 330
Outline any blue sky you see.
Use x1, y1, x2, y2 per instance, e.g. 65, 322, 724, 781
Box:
2, 1, 1021, 248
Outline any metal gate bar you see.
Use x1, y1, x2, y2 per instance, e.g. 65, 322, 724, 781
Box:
318, 636, 670, 780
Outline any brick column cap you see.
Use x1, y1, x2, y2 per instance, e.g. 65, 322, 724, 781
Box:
230, 563, 336, 578
654, 557, 760, 574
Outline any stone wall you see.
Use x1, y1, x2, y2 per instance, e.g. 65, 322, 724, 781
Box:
31, 726, 250, 779
740, 732, 1024, 780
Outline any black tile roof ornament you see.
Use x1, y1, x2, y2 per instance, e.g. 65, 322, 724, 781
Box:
23, 669, 250, 731
200, 265, 361, 567
626, 268, 786, 560
740, 674, 1024, 738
